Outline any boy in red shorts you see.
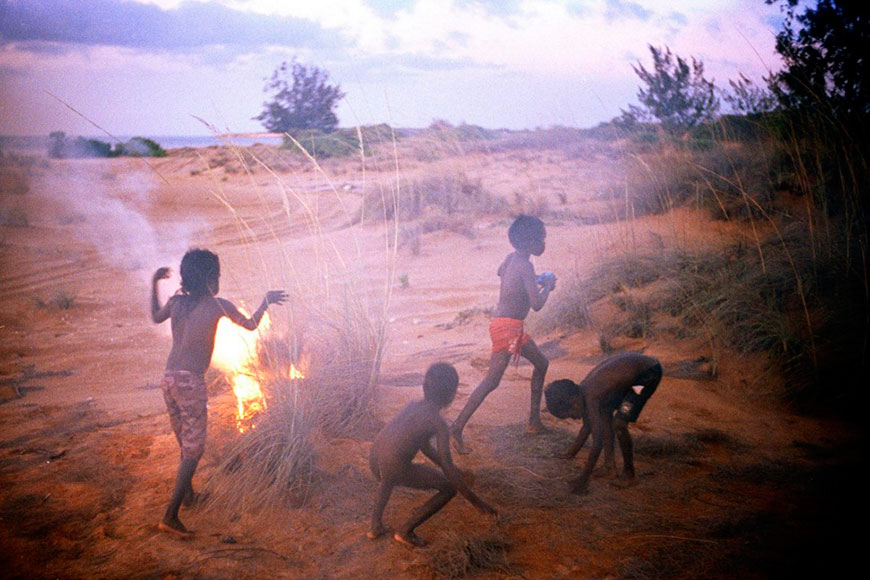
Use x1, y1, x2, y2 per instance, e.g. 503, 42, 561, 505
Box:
451, 215, 556, 454
151, 248, 286, 537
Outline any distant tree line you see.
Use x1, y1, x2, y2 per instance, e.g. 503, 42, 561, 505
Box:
48, 132, 167, 159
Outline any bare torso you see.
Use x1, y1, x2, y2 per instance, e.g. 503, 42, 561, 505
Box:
370, 400, 442, 476
494, 252, 535, 319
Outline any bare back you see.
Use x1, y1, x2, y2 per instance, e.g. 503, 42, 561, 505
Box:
581, 353, 660, 411
163, 296, 256, 375
162, 296, 222, 375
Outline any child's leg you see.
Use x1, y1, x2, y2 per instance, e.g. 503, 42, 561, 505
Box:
369, 479, 394, 539
601, 415, 617, 474
614, 418, 636, 484
520, 340, 549, 432
161, 457, 198, 536
394, 464, 456, 547
159, 372, 206, 536
451, 351, 512, 454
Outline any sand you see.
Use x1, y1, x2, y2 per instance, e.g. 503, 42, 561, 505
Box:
0, 140, 859, 578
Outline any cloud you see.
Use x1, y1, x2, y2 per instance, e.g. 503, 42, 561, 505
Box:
605, 0, 652, 21
0, 0, 339, 53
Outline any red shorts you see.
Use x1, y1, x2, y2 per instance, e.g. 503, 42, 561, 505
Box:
489, 317, 531, 361
161, 370, 208, 461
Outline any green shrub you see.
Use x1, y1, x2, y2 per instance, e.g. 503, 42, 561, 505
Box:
47, 132, 167, 158
113, 137, 167, 157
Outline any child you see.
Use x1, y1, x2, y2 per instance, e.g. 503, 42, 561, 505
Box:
369, 362, 497, 547
151, 248, 286, 537
451, 215, 556, 454
544, 353, 662, 494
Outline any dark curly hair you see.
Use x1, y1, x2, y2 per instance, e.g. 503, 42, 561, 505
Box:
179, 248, 219, 298
422, 362, 459, 408
507, 214, 545, 250
544, 379, 581, 419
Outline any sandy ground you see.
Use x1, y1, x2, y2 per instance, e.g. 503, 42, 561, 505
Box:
0, 141, 861, 579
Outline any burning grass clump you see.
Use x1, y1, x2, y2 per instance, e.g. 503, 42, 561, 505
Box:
204, 382, 315, 514
428, 531, 512, 580
203, 282, 386, 513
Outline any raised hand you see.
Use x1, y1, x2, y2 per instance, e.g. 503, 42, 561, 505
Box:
264, 290, 288, 306
153, 267, 171, 282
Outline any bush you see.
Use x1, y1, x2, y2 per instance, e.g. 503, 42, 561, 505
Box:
47, 132, 167, 158
281, 128, 367, 159
113, 137, 167, 157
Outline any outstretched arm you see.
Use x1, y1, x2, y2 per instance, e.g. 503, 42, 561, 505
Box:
559, 423, 591, 459
435, 423, 497, 515
151, 267, 172, 323
219, 290, 287, 330
569, 401, 605, 494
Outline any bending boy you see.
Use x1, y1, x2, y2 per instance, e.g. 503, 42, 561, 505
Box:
151, 248, 286, 537
369, 362, 497, 547
544, 353, 662, 494
451, 215, 556, 454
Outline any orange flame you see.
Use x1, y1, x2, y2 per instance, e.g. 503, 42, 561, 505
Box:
213, 310, 270, 432
212, 311, 306, 432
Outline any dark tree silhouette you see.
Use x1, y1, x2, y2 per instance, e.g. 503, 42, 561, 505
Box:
254, 59, 345, 133
767, 0, 870, 120
625, 45, 719, 135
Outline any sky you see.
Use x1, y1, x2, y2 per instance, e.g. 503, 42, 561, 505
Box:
0, 0, 787, 136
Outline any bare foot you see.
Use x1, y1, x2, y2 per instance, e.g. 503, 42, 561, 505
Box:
451, 428, 472, 455
158, 518, 194, 538
394, 531, 427, 548
610, 474, 637, 489
367, 525, 390, 540
525, 422, 548, 435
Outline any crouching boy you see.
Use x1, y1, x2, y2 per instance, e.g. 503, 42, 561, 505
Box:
544, 353, 662, 494
369, 363, 497, 547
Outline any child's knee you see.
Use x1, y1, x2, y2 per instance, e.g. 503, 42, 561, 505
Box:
534, 357, 549, 374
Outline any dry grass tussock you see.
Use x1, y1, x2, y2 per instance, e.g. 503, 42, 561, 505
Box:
427, 530, 513, 579
538, 118, 869, 409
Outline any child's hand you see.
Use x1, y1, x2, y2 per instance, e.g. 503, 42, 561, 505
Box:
264, 290, 288, 306
153, 267, 171, 282
546, 274, 557, 291
477, 501, 498, 517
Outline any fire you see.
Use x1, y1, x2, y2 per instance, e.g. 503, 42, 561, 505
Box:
212, 310, 306, 432
212, 310, 271, 432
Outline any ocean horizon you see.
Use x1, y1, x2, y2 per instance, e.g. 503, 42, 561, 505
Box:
0, 133, 286, 154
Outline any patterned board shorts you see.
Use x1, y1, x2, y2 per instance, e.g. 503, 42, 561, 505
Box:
615, 363, 662, 423
161, 370, 208, 461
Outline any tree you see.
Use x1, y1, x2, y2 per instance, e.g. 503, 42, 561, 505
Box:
723, 73, 777, 115
766, 0, 870, 120
625, 45, 719, 135
254, 59, 345, 134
